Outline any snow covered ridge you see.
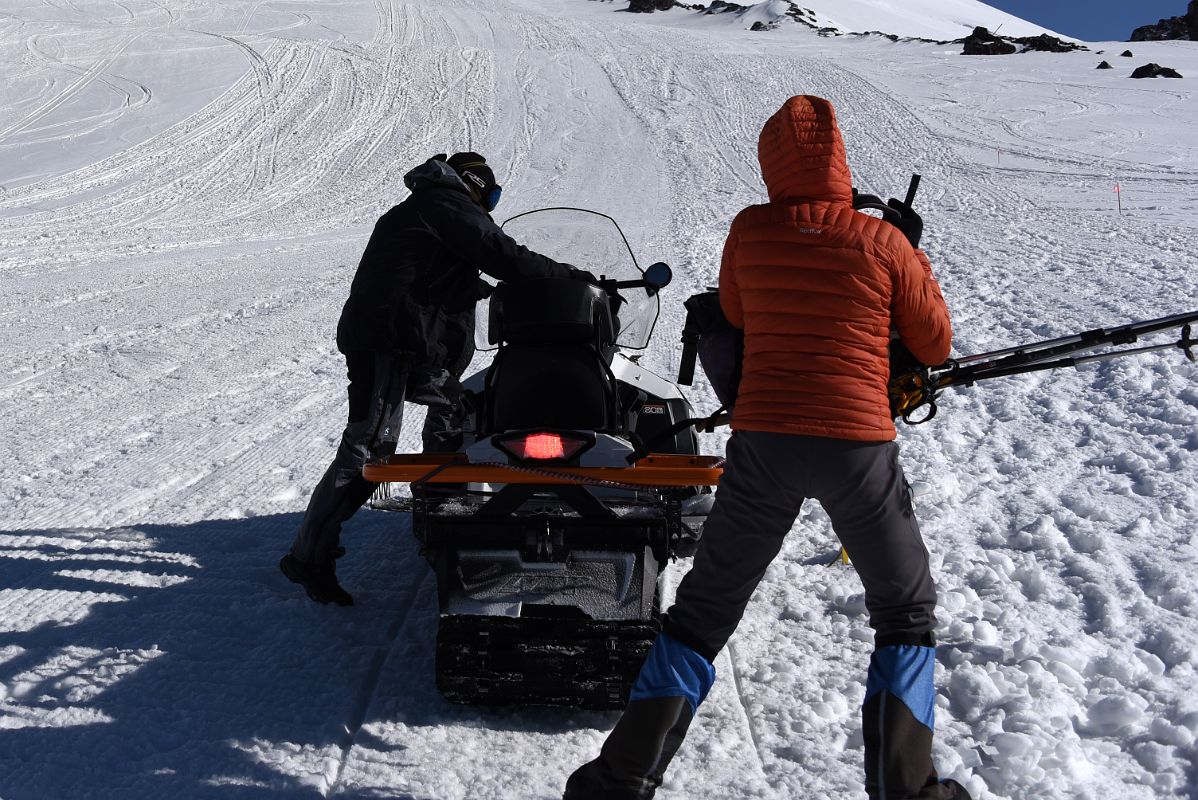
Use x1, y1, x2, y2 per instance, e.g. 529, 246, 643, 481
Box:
619, 0, 1069, 41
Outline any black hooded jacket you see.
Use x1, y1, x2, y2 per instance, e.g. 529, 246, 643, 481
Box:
336, 159, 576, 363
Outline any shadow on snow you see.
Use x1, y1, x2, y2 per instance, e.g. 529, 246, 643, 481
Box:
0, 510, 607, 799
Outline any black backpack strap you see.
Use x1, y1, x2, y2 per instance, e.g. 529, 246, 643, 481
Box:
678, 310, 700, 386
679, 289, 727, 386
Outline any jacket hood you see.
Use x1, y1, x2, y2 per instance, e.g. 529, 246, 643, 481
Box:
757, 96, 853, 205
404, 158, 471, 194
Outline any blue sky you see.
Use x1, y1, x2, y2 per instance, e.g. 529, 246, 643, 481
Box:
985, 0, 1186, 41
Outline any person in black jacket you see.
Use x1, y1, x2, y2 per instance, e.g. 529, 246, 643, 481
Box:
280, 152, 588, 606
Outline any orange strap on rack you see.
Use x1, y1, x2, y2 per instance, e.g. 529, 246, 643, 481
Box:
362, 453, 724, 487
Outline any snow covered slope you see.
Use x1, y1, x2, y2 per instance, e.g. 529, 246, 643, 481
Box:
2, 1, 1198, 799
796, 0, 1067, 39
668, 0, 1067, 40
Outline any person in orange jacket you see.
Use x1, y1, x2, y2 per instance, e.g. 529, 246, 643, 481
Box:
564, 96, 969, 799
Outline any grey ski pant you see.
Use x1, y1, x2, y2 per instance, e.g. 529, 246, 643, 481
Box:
666, 430, 938, 657
290, 352, 406, 565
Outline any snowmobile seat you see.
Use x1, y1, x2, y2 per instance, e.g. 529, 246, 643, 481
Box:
484, 278, 623, 434
485, 342, 622, 432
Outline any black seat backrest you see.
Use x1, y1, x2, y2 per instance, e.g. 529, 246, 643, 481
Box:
488, 278, 614, 347
483, 279, 621, 434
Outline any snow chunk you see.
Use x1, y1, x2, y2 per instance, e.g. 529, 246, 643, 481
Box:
1086, 695, 1148, 735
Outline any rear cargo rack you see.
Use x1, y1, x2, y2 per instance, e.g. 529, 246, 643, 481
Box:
363, 453, 723, 487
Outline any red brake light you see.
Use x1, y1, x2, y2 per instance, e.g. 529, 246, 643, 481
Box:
497, 431, 592, 461
524, 433, 566, 459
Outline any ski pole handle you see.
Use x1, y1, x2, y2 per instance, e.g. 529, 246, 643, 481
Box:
904, 174, 922, 208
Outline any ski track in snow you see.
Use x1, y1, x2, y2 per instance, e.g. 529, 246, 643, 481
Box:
2, 1, 1198, 798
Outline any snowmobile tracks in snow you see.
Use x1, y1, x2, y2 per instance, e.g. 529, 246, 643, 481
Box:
325, 562, 435, 799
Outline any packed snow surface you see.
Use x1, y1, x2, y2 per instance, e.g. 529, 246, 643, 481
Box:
2, 1, 1198, 798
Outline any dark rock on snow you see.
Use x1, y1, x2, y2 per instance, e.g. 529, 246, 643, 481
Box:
1130, 0, 1198, 41
962, 26, 1017, 54
1121, 50, 1135, 57
702, 1, 745, 14
1019, 33, 1082, 53
1131, 63, 1184, 78
627, 0, 676, 12
1097, 61, 1113, 69
960, 27, 1086, 56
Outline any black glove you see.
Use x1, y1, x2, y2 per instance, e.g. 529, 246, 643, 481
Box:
889, 338, 923, 379
568, 267, 598, 284
885, 198, 923, 249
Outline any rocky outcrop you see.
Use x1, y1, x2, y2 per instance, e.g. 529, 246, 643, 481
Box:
683, 1, 825, 33
1131, 63, 1184, 78
613, 1, 1081, 47
962, 26, 1017, 54
1019, 33, 1085, 53
702, 0, 745, 12
628, 0, 676, 12
1130, 1, 1198, 41
1097, 61, 1113, 69
960, 27, 1086, 56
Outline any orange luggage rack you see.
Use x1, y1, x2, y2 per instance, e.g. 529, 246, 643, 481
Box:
362, 453, 724, 488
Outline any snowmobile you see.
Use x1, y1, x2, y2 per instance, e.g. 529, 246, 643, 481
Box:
365, 208, 723, 709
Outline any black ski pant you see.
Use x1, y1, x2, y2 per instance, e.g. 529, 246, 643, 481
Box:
290, 351, 406, 565
420, 310, 476, 453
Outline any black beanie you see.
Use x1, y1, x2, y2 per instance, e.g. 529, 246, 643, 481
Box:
447, 152, 497, 196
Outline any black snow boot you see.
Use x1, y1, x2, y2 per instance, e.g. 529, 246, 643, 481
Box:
864, 680, 972, 799
563, 696, 692, 800
563, 759, 656, 800
279, 553, 353, 606
919, 779, 972, 799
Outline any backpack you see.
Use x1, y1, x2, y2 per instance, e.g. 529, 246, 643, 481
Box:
678, 289, 743, 409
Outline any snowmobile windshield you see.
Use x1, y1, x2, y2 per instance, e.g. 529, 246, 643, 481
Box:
475, 208, 661, 351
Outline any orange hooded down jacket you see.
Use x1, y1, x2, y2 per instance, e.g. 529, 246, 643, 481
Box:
720, 96, 952, 441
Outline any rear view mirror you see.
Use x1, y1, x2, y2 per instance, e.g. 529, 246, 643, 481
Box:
644, 262, 672, 291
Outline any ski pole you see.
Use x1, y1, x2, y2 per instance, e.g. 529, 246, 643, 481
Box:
891, 312, 1198, 424
949, 310, 1198, 370
942, 334, 1194, 388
